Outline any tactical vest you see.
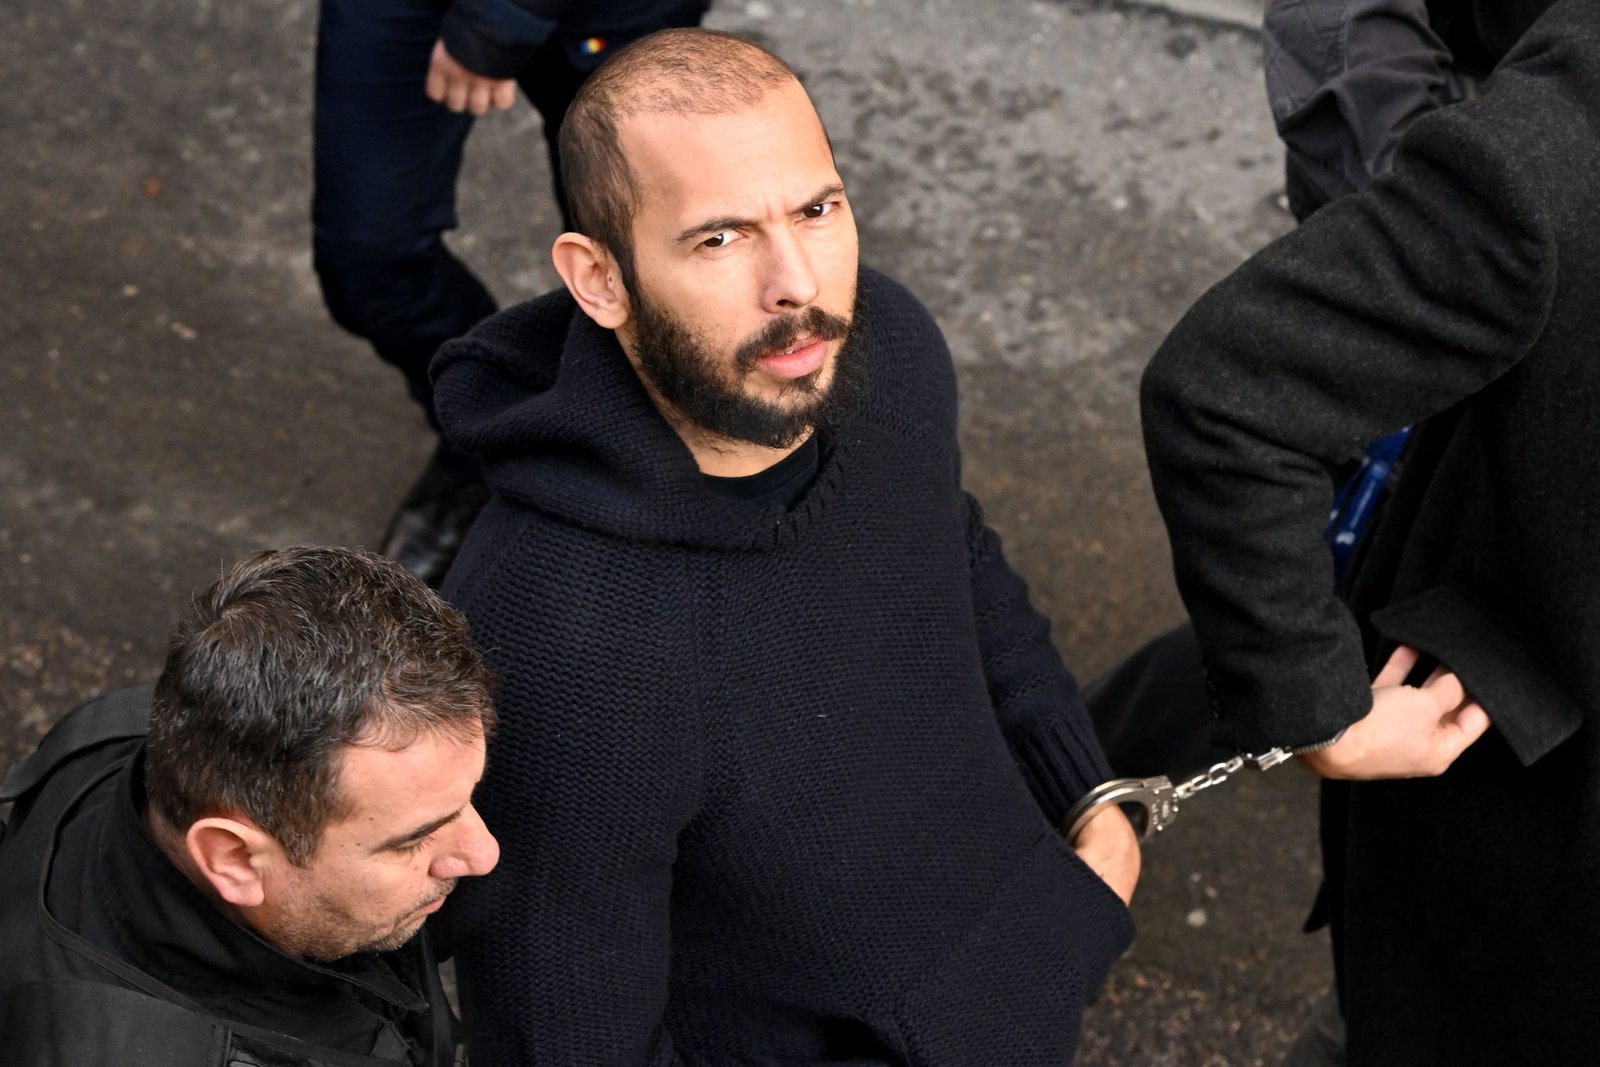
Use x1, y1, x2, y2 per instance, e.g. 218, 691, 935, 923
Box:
0, 688, 462, 1067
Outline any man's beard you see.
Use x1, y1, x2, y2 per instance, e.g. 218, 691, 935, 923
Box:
629, 288, 867, 449
265, 878, 457, 962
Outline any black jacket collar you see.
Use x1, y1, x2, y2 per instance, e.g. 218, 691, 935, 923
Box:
42, 749, 430, 1055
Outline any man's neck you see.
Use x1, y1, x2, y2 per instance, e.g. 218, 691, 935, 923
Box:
143, 804, 242, 920
142, 800, 190, 871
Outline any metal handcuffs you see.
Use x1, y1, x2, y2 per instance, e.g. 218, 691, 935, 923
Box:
1063, 735, 1344, 845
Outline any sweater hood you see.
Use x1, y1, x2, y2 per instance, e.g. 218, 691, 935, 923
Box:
432, 283, 869, 551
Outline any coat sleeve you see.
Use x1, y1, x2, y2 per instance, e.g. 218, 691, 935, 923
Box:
1139, 94, 1557, 753
964, 493, 1113, 827
439, 0, 563, 79
439, 0, 708, 79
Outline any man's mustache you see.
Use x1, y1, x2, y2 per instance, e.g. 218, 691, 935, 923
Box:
734, 305, 851, 372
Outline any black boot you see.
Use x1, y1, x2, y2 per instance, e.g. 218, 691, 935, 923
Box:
380, 456, 490, 589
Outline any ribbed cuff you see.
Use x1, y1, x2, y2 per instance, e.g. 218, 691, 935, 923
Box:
1013, 709, 1115, 828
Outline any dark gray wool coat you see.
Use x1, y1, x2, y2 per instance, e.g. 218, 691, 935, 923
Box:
1141, 1, 1600, 1061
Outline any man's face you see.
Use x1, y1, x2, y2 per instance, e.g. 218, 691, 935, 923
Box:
615, 79, 863, 449
250, 725, 499, 962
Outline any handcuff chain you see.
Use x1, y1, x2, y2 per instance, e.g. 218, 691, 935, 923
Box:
1170, 755, 1246, 801
1065, 744, 1314, 844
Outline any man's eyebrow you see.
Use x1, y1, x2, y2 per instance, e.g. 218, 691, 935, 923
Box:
674, 212, 757, 245
373, 809, 462, 853
801, 183, 847, 211
673, 183, 848, 245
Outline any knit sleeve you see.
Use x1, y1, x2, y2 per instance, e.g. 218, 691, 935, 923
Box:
964, 494, 1113, 828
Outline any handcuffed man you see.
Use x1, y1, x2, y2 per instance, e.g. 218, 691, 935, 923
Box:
433, 28, 1138, 1065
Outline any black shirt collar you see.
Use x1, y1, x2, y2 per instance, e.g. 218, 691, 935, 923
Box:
702, 434, 821, 508
70, 752, 427, 1014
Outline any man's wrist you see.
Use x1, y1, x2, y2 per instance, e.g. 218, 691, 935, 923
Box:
1287, 726, 1349, 755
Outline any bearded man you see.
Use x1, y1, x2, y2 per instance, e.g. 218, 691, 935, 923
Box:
432, 27, 1138, 1067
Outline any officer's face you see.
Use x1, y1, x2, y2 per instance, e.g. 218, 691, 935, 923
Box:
250, 725, 499, 962
612, 79, 862, 449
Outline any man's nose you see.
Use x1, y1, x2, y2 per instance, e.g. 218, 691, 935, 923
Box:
761, 228, 820, 312
430, 804, 500, 879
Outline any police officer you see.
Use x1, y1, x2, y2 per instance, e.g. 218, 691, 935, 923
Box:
0, 546, 499, 1065
313, 0, 710, 586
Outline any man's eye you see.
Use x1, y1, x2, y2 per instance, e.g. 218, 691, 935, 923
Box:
701, 230, 736, 249
802, 202, 834, 219
396, 834, 433, 856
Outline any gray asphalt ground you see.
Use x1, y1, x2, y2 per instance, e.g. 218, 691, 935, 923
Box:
1, 0, 1332, 1062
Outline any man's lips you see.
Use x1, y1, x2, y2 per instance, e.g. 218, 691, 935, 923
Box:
414, 880, 456, 917
756, 337, 828, 380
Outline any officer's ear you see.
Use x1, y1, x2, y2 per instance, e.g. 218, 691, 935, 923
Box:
186, 817, 278, 909
552, 232, 631, 331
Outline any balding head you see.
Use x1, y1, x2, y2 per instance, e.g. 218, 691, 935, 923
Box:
559, 29, 808, 291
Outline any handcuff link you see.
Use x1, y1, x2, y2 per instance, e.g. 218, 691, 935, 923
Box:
1062, 738, 1343, 846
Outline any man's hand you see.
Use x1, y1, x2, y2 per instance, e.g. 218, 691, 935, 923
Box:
426, 40, 516, 115
1299, 644, 1491, 780
1072, 804, 1141, 906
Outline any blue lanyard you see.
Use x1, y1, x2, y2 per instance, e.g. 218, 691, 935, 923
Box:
1324, 427, 1412, 582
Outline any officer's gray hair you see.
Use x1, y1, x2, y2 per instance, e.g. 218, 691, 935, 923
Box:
145, 545, 494, 866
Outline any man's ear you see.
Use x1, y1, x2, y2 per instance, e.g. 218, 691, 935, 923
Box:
552, 233, 631, 330
186, 817, 278, 908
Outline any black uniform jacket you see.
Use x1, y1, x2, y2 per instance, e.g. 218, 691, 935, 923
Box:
0, 689, 460, 1067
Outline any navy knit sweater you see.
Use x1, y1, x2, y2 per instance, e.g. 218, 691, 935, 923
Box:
434, 269, 1133, 1065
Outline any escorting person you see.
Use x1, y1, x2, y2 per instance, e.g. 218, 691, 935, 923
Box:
0, 545, 500, 1066
434, 28, 1138, 1065
1083, 0, 1563, 783
1141, 1, 1600, 1061
312, 0, 709, 586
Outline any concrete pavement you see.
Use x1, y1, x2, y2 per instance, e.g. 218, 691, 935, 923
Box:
1132, 0, 1261, 31
0, 0, 1326, 1062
